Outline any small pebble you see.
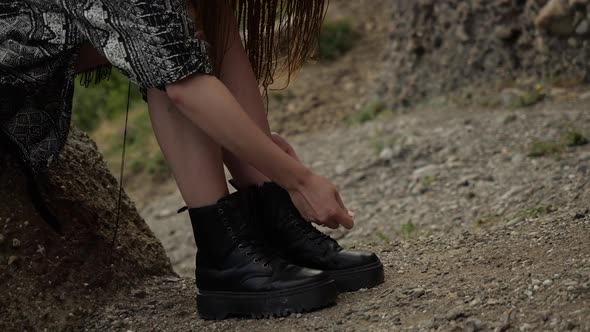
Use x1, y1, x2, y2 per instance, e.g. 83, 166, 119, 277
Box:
7, 256, 18, 265
412, 288, 425, 298
12, 238, 20, 248
445, 307, 466, 321
335, 164, 347, 175
379, 148, 394, 160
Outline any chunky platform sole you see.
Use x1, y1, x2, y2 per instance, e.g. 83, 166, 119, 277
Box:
328, 261, 385, 292
196, 279, 337, 320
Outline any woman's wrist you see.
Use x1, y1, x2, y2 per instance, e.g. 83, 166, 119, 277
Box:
279, 161, 313, 192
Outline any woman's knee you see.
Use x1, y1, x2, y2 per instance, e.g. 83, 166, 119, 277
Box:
165, 73, 216, 107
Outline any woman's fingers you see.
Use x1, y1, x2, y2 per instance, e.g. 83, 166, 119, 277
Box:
334, 191, 354, 229
287, 172, 355, 229
336, 208, 354, 229
312, 199, 353, 229
323, 204, 353, 230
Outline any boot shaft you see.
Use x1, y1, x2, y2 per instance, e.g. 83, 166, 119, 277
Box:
184, 191, 278, 270
186, 193, 251, 262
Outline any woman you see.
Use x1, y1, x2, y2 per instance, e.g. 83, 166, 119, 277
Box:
0, 0, 383, 319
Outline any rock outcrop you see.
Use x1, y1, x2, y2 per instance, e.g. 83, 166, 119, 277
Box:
0, 128, 174, 331
379, 0, 590, 108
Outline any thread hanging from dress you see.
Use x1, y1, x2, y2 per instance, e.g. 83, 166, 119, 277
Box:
108, 81, 132, 264
79, 64, 113, 88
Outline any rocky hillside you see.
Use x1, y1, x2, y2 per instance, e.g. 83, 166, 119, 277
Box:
379, 0, 590, 108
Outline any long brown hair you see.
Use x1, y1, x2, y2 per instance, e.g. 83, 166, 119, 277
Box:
192, 0, 328, 89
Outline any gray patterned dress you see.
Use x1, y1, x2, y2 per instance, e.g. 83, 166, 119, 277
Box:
0, 0, 213, 175
0, 0, 213, 232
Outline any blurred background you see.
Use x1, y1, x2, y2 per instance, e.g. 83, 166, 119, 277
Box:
72, 0, 590, 278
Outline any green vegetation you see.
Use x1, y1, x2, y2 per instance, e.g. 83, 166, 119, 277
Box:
400, 222, 417, 238
319, 19, 358, 61
419, 175, 435, 187
105, 110, 170, 179
474, 93, 499, 108
528, 139, 563, 158
505, 84, 546, 108
515, 88, 545, 108
522, 204, 556, 219
72, 70, 142, 132
349, 98, 386, 124
528, 129, 589, 158
564, 130, 589, 147
71, 70, 172, 180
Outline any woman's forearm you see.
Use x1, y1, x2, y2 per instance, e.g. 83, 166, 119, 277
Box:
165, 74, 310, 191
217, 9, 271, 135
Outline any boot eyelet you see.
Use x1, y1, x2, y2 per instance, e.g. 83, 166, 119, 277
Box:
226, 227, 233, 232
238, 244, 245, 250
253, 258, 260, 264
263, 263, 269, 268
217, 209, 224, 215
246, 252, 252, 256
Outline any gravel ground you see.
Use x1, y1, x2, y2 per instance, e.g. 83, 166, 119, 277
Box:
86, 101, 590, 331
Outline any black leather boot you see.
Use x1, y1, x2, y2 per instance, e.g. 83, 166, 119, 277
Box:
181, 192, 337, 320
247, 182, 384, 292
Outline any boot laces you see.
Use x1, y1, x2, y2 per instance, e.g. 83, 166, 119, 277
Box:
266, 183, 336, 246
218, 205, 278, 268
286, 210, 334, 246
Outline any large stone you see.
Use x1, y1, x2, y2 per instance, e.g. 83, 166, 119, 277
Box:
379, 0, 590, 109
0, 128, 174, 331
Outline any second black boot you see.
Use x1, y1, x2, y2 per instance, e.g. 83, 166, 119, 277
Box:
181, 192, 337, 320
250, 182, 385, 292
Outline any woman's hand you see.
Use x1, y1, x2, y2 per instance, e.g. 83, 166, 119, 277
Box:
288, 170, 354, 230
271, 132, 353, 229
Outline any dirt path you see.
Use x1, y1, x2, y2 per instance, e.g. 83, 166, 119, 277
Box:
85, 217, 590, 331
87, 103, 590, 331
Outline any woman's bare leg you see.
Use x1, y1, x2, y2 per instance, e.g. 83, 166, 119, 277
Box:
147, 88, 228, 208
214, 7, 273, 188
